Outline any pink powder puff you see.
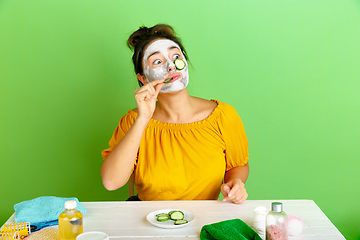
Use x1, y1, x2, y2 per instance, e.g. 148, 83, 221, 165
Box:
288, 215, 303, 236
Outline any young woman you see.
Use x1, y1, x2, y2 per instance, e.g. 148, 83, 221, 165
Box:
101, 24, 249, 204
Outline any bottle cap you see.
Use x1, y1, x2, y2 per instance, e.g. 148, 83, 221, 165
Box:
65, 200, 77, 209
271, 202, 283, 212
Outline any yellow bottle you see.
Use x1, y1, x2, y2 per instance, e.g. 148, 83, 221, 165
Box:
59, 200, 83, 240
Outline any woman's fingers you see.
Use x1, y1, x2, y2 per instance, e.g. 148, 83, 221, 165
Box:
135, 89, 152, 102
135, 83, 155, 96
154, 82, 165, 97
221, 184, 231, 197
135, 80, 164, 102
227, 180, 241, 198
222, 179, 248, 204
228, 189, 248, 204
149, 79, 165, 87
134, 79, 165, 120
150, 80, 165, 100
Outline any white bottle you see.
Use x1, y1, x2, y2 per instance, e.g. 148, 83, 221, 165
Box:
253, 206, 268, 239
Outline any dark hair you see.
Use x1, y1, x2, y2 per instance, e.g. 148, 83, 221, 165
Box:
127, 24, 189, 87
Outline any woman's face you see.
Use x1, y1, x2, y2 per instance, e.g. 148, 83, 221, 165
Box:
142, 39, 189, 93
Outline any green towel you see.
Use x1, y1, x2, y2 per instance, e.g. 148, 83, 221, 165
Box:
200, 219, 262, 240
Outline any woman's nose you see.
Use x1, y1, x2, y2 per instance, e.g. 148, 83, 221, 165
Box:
168, 64, 175, 72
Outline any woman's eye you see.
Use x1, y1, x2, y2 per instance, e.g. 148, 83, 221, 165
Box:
153, 59, 162, 65
173, 54, 180, 60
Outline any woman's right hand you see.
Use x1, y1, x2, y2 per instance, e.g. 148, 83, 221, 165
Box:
134, 80, 164, 121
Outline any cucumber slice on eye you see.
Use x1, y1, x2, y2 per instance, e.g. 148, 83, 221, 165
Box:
174, 59, 186, 70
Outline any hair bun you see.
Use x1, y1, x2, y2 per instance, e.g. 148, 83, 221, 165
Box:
152, 24, 175, 37
128, 27, 149, 48
127, 24, 175, 50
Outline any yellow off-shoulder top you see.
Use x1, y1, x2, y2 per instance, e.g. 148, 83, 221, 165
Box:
102, 100, 249, 201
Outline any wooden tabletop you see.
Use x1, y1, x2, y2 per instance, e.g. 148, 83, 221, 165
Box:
4, 200, 345, 239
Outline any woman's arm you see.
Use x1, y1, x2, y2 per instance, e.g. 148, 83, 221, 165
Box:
100, 80, 164, 191
221, 163, 249, 204
100, 116, 149, 190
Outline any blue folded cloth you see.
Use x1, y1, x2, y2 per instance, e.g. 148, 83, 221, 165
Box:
14, 196, 86, 224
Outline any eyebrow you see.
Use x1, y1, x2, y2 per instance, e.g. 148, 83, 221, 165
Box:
146, 46, 180, 60
168, 46, 179, 51
147, 51, 160, 60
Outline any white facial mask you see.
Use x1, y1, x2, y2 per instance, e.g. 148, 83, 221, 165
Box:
142, 39, 189, 93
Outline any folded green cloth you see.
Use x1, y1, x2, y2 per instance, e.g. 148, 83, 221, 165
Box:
200, 219, 262, 240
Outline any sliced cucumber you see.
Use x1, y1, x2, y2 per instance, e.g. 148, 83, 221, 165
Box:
174, 219, 188, 225
163, 78, 172, 83
157, 215, 169, 222
174, 59, 186, 70
156, 213, 169, 217
155, 210, 188, 225
169, 211, 184, 221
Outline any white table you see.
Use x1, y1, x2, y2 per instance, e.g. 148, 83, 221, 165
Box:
4, 200, 345, 240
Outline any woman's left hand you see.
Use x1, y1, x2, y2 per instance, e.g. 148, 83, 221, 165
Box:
221, 179, 248, 204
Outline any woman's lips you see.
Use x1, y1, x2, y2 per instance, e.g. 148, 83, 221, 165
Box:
164, 73, 181, 83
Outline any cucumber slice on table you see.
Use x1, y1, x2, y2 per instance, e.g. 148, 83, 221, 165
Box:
169, 211, 184, 220
156, 213, 169, 217
156, 215, 169, 222
174, 59, 186, 70
174, 219, 188, 225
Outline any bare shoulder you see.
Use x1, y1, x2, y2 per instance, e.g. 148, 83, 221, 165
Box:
193, 97, 217, 110
191, 97, 218, 119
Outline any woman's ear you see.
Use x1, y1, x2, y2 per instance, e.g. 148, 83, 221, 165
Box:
137, 73, 148, 85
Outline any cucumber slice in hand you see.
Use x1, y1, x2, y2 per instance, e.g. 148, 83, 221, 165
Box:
163, 78, 172, 83
174, 59, 186, 70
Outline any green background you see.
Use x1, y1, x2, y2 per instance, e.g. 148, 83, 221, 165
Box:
1, 0, 359, 239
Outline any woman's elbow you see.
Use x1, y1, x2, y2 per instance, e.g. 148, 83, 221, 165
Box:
101, 170, 127, 191
100, 164, 129, 190
103, 182, 118, 191
102, 178, 126, 191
